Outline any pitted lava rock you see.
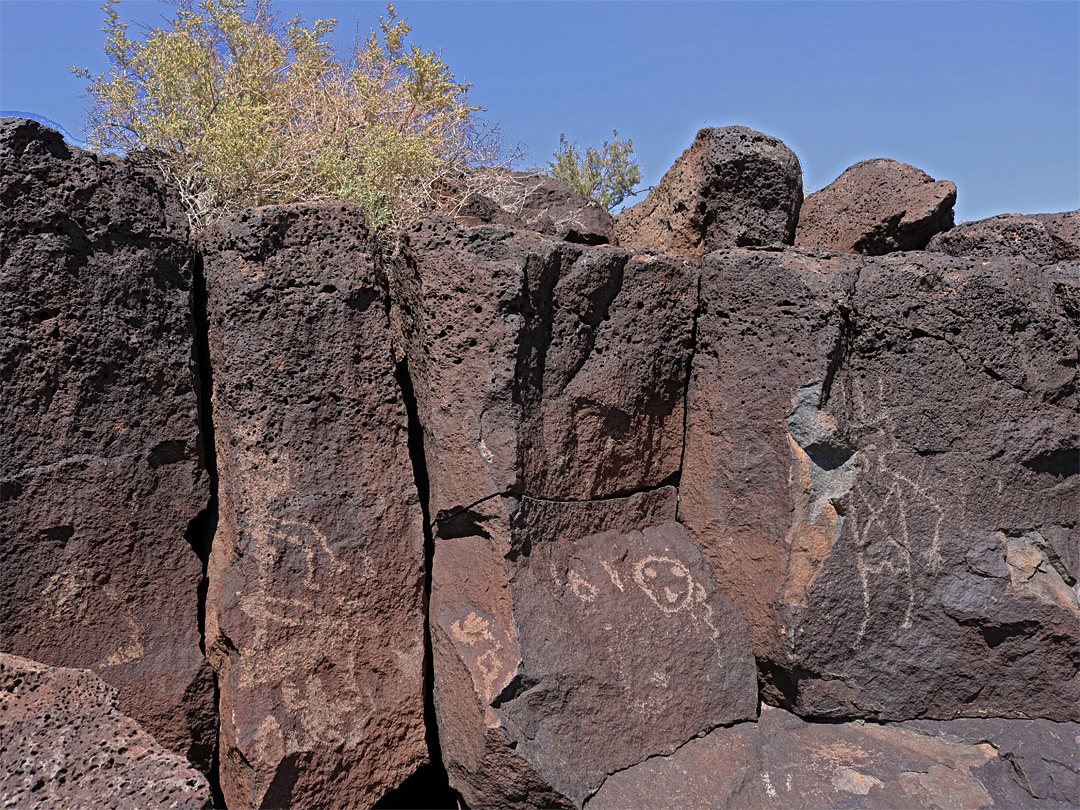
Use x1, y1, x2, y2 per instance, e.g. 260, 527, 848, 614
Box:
0, 117, 214, 769
682, 245, 1079, 722
926, 213, 1063, 264
795, 158, 956, 254
0, 653, 212, 810
443, 169, 614, 245
199, 203, 428, 810
616, 126, 803, 255
3, 118, 1078, 810
389, 215, 695, 517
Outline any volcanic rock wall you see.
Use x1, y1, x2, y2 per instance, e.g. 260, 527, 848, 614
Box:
2, 117, 1077, 810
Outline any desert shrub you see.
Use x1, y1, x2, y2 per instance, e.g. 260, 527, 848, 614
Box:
75, 0, 510, 230
548, 129, 642, 211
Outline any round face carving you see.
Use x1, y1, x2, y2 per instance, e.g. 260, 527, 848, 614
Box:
633, 555, 694, 613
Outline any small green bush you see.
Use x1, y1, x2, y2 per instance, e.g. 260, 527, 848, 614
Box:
548, 129, 642, 211
75, 0, 510, 230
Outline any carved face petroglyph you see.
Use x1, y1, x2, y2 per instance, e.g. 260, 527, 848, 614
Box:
633, 556, 695, 613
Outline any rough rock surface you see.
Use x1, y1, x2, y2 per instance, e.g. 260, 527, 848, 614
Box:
679, 246, 865, 667
0, 652, 212, 810
588, 705, 1077, 810
616, 126, 803, 256
431, 488, 758, 809
390, 216, 695, 517
682, 247, 1079, 721
795, 158, 956, 254
926, 213, 1063, 264
1034, 210, 1080, 260
447, 170, 614, 245
200, 203, 428, 809
0, 118, 215, 767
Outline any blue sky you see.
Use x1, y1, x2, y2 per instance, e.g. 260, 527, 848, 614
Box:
2, 0, 1077, 222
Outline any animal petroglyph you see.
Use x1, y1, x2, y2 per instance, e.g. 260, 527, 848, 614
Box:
227, 449, 384, 751
849, 378, 947, 643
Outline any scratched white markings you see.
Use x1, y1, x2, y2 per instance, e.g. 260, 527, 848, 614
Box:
447, 610, 517, 715
849, 378, 946, 643
42, 568, 145, 668
562, 550, 721, 639
230, 450, 383, 750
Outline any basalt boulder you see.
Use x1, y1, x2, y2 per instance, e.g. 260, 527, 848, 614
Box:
200, 203, 428, 809
0, 652, 212, 810
588, 705, 1077, 810
795, 158, 956, 254
681, 247, 1079, 721
431, 488, 758, 809
926, 212, 1063, 265
615, 126, 803, 256
0, 118, 215, 769
389, 216, 696, 518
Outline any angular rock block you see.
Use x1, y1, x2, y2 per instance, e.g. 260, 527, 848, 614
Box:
682, 247, 1080, 720
431, 489, 758, 809
589, 705, 1077, 810
0, 118, 214, 766
680, 247, 865, 662
0, 652, 212, 810
1033, 210, 1080, 260
391, 217, 696, 517
616, 126, 803, 256
926, 212, 1064, 265
200, 203, 427, 809
795, 158, 956, 254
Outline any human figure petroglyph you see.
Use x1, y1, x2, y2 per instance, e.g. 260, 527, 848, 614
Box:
448, 609, 518, 705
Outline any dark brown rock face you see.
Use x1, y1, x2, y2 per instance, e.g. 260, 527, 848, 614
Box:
679, 246, 864, 664
200, 203, 427, 809
0, 652, 212, 810
432, 489, 757, 809
391, 217, 696, 517
616, 126, 803, 256
795, 158, 956, 254
682, 247, 1079, 721
1033, 211, 1080, 260
926, 213, 1063, 264
588, 705, 1078, 810
0, 118, 214, 767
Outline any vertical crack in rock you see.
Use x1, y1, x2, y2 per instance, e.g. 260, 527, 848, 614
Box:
183, 248, 225, 808
377, 357, 463, 810
675, 269, 703, 522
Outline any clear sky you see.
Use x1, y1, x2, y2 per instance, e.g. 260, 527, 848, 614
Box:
2, 0, 1077, 222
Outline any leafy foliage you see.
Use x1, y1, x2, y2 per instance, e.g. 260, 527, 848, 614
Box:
548, 129, 642, 211
75, 0, 509, 229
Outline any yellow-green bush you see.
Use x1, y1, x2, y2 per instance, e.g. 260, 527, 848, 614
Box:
75, 0, 508, 230
548, 130, 642, 211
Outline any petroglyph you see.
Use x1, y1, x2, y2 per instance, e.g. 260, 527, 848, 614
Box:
568, 567, 600, 603
43, 568, 145, 668
447, 609, 518, 709
600, 559, 625, 591
549, 547, 724, 639
849, 378, 947, 643
225, 448, 385, 751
